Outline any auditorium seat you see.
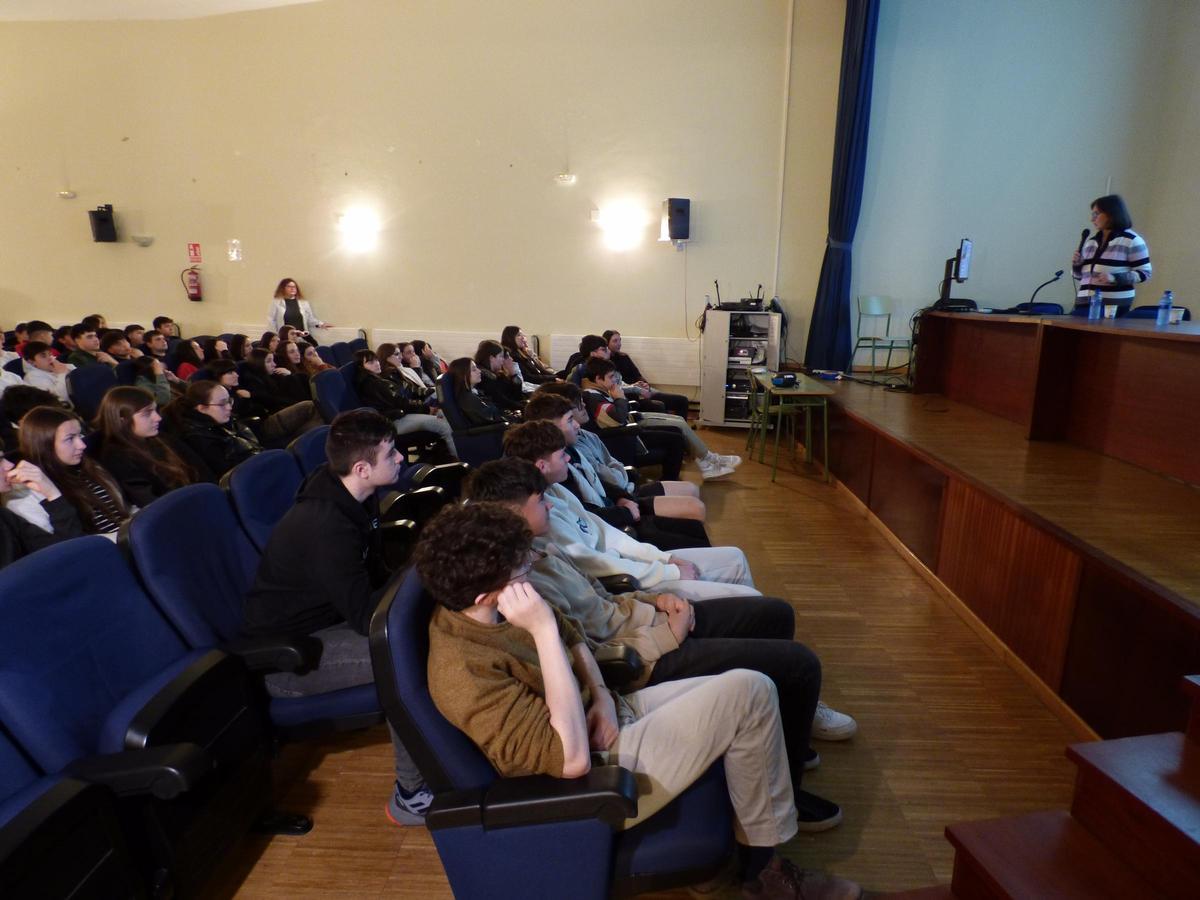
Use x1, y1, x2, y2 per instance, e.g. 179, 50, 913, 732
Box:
3, 358, 23, 377
289, 424, 330, 475
0, 729, 145, 898
223, 449, 303, 552
65, 364, 117, 420
0, 535, 281, 894
123, 482, 383, 738
330, 341, 353, 367
368, 567, 735, 899
114, 359, 137, 385
313, 368, 357, 423
347, 337, 368, 354
315, 345, 336, 366
436, 372, 507, 467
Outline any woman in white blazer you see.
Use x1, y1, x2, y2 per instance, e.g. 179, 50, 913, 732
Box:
267, 278, 334, 337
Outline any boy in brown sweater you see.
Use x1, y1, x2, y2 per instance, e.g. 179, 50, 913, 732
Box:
416, 504, 861, 900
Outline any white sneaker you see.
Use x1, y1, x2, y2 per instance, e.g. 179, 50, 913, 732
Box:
812, 701, 857, 741
715, 453, 741, 469
698, 458, 735, 480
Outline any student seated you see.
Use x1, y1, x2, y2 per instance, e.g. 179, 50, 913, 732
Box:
21, 341, 73, 402
603, 329, 690, 418
131, 355, 174, 406
93, 386, 208, 505
352, 350, 456, 457
241, 409, 432, 827
15, 406, 130, 537
66, 323, 118, 369
410, 340, 447, 381
582, 358, 739, 480
244, 347, 311, 406
172, 339, 206, 380
522, 392, 709, 550
501, 325, 558, 386
15, 320, 56, 358
123, 323, 146, 350
201, 337, 232, 363
300, 344, 333, 379
502, 421, 757, 600
0, 439, 84, 569
208, 359, 322, 448
468, 457, 856, 820
447, 357, 509, 426
99, 330, 139, 362
473, 341, 525, 413
165, 381, 263, 479
535, 381, 704, 521
381, 342, 437, 392
415, 503, 862, 900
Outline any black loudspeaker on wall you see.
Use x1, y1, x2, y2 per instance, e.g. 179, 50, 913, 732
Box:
662, 198, 690, 241
88, 204, 117, 242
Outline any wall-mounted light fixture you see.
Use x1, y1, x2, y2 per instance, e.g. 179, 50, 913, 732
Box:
338, 207, 380, 253
130, 234, 154, 247
594, 200, 649, 251
227, 239, 243, 262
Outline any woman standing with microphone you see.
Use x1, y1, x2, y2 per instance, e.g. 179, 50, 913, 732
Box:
1072, 194, 1152, 315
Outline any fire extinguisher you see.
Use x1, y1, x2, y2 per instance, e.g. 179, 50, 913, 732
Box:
181, 267, 202, 302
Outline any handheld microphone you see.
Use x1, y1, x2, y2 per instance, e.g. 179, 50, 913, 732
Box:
1077, 228, 1090, 254
1026, 270, 1065, 311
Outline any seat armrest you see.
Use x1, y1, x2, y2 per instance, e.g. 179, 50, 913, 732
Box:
380, 485, 449, 525
123, 651, 264, 756
222, 634, 323, 674
597, 574, 640, 594
426, 766, 638, 832
594, 644, 644, 691
65, 743, 210, 800
459, 422, 508, 437
410, 461, 471, 496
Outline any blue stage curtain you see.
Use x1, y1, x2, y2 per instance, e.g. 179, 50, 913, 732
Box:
804, 0, 881, 372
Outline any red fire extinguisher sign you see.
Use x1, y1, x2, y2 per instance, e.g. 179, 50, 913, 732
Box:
187, 243, 202, 264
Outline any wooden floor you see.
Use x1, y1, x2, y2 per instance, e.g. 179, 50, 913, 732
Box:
216, 428, 1080, 898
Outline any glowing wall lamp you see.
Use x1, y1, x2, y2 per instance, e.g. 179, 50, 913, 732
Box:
594, 200, 649, 251
338, 206, 381, 253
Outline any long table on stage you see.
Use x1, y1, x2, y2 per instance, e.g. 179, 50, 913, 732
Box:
820, 323, 1200, 738
913, 311, 1200, 485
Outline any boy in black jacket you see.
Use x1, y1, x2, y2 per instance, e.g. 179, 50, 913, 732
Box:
240, 409, 432, 826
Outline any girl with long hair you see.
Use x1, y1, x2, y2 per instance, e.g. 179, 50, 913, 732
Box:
93, 386, 203, 505
165, 381, 262, 478
447, 357, 507, 426
18, 406, 129, 535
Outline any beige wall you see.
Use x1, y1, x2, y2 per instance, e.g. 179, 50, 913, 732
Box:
850, 0, 1176, 336
0, 0, 842, 344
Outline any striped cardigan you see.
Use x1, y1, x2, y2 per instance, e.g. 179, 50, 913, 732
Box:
1073, 229, 1152, 306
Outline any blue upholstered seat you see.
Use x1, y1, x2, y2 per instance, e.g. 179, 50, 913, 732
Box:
66, 364, 117, 420
435, 372, 506, 467
0, 535, 272, 891
368, 567, 733, 899
313, 367, 359, 423
225, 449, 304, 552
124, 482, 382, 737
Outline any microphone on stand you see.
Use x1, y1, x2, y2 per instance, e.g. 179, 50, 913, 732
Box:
1025, 270, 1064, 314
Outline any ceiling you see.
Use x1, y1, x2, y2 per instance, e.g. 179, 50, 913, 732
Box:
0, 0, 322, 21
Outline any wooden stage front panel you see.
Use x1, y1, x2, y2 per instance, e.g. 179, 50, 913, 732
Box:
823, 380, 1200, 738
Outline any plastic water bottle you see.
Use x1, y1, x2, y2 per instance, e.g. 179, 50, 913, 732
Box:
1156, 290, 1174, 326
1088, 289, 1102, 321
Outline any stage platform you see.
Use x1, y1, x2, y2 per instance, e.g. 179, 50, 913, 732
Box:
821, 378, 1200, 740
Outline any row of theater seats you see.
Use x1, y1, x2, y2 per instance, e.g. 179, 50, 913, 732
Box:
0, 428, 462, 897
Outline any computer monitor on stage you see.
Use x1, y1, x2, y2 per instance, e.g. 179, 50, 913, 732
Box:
936, 238, 974, 307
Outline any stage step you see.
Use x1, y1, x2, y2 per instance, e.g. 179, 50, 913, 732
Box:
945, 809, 1162, 899
1067, 731, 1200, 899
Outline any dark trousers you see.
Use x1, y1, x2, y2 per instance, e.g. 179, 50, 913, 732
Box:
638, 427, 685, 480
645, 596, 820, 785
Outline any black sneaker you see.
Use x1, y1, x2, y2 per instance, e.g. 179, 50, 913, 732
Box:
793, 789, 841, 833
